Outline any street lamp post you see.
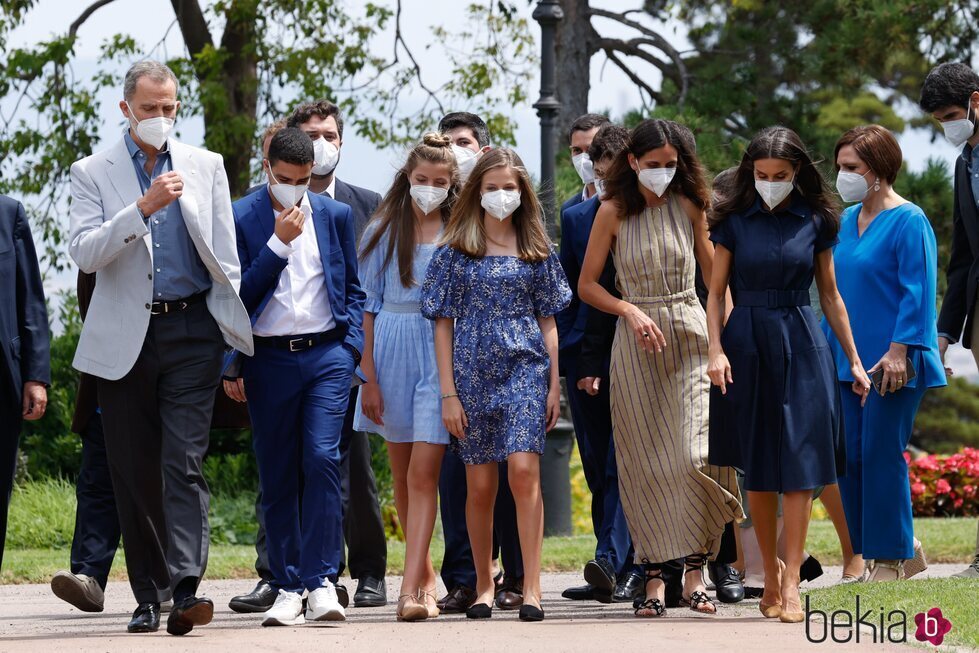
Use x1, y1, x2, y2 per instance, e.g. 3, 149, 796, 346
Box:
533, 0, 564, 240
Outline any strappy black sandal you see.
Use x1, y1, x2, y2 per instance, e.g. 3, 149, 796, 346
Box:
633, 561, 666, 618
681, 554, 718, 615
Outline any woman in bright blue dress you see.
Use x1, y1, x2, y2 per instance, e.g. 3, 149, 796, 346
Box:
354, 133, 459, 622
421, 147, 571, 622
826, 125, 946, 582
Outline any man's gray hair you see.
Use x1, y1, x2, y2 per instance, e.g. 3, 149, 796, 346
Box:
123, 60, 178, 100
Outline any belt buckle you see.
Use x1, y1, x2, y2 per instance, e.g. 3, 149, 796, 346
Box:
289, 337, 305, 352
179, 301, 188, 311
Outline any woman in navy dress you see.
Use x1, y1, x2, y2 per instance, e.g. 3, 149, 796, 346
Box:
421, 148, 571, 622
827, 125, 946, 582
706, 126, 870, 623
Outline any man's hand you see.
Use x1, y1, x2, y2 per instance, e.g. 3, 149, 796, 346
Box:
22, 381, 47, 420
938, 335, 954, 377
223, 378, 246, 403
576, 376, 601, 396
274, 206, 305, 245
137, 171, 183, 217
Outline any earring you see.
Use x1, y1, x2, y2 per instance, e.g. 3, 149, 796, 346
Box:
873, 178, 880, 192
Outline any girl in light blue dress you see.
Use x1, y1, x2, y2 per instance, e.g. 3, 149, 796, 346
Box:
354, 133, 459, 622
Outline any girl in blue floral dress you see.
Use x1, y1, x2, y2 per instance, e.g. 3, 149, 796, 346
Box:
421, 148, 571, 622
355, 133, 459, 622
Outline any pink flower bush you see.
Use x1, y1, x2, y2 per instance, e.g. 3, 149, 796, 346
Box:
909, 448, 979, 517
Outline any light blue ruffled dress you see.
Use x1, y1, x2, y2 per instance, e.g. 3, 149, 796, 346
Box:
353, 224, 450, 445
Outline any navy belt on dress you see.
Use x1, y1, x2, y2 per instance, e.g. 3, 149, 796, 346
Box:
736, 289, 810, 308
150, 291, 207, 315
254, 328, 343, 352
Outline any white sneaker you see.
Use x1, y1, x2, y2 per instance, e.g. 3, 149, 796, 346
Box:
50, 571, 104, 612
306, 583, 346, 622
262, 589, 305, 627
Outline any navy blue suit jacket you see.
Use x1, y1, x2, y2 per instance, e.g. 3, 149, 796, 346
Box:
232, 188, 366, 359
557, 192, 598, 370
0, 195, 50, 405
333, 179, 381, 243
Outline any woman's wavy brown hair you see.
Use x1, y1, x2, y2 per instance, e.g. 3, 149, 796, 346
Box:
439, 148, 551, 262
360, 132, 459, 287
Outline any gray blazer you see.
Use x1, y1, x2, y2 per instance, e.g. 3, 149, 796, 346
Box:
68, 136, 253, 381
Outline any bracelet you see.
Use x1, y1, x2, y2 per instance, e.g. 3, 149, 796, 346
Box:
440, 393, 458, 400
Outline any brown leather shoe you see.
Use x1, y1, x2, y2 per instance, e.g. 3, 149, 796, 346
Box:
494, 577, 523, 610
437, 586, 477, 614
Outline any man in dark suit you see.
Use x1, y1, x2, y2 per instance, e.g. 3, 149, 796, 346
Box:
920, 62, 979, 579
0, 195, 50, 569
232, 127, 364, 625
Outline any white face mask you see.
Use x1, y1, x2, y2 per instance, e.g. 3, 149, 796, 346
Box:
267, 164, 309, 208
836, 170, 874, 203
942, 104, 977, 148
637, 167, 676, 197
572, 152, 595, 184
594, 177, 607, 199
452, 145, 479, 183
755, 178, 794, 210
126, 101, 174, 150
311, 137, 340, 176
409, 184, 448, 215
481, 189, 521, 221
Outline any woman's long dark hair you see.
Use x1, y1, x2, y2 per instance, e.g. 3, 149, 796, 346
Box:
602, 119, 710, 218
360, 132, 459, 287
709, 126, 840, 234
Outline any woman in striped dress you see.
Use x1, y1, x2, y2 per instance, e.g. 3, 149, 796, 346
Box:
579, 119, 743, 618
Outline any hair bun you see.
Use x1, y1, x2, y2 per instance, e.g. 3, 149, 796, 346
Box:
423, 132, 452, 148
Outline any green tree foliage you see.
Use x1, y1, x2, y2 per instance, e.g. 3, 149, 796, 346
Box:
915, 377, 979, 453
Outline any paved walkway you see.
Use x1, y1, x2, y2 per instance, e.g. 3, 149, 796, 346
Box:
0, 566, 961, 652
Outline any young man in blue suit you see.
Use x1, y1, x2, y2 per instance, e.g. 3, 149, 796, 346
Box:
232, 128, 365, 626
556, 120, 642, 604
0, 194, 50, 569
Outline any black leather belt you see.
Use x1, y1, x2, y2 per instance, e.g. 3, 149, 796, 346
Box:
150, 291, 207, 315
736, 289, 810, 308
254, 329, 343, 352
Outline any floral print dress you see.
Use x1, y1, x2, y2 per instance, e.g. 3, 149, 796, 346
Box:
420, 246, 571, 464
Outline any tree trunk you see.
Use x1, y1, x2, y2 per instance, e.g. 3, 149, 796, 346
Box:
554, 0, 595, 146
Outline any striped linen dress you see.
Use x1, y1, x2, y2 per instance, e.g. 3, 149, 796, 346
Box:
609, 194, 743, 564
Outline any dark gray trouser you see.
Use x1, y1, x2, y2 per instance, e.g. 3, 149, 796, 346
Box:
98, 302, 224, 604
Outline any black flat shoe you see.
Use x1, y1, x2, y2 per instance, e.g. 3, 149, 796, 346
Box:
612, 570, 644, 603
166, 596, 214, 636
800, 555, 824, 583
228, 580, 276, 613
127, 602, 160, 633
354, 576, 387, 607
561, 583, 595, 601
336, 582, 350, 608
466, 602, 493, 619
583, 558, 616, 594
708, 562, 745, 604
519, 604, 545, 622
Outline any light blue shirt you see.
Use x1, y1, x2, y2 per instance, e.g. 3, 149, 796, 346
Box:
125, 132, 211, 301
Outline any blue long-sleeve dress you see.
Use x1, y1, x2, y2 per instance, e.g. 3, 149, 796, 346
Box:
823, 202, 946, 560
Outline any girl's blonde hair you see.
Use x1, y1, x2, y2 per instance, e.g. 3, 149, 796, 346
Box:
439, 148, 551, 262
361, 132, 459, 287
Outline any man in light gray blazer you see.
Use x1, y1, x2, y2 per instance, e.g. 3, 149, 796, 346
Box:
68, 60, 252, 636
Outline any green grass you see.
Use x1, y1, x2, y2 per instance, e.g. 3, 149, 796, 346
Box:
804, 578, 979, 649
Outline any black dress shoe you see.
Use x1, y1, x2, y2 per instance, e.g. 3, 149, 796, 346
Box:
561, 583, 595, 601
438, 585, 477, 613
708, 562, 745, 604
127, 602, 160, 633
800, 555, 824, 583
166, 596, 214, 636
743, 585, 764, 599
466, 602, 493, 619
336, 582, 350, 608
228, 580, 276, 613
518, 603, 545, 622
353, 576, 387, 607
494, 576, 523, 610
583, 558, 616, 594
611, 570, 644, 603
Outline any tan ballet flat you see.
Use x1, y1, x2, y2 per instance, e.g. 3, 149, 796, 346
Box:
397, 593, 428, 622
780, 610, 806, 623
421, 587, 440, 619
759, 602, 782, 619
